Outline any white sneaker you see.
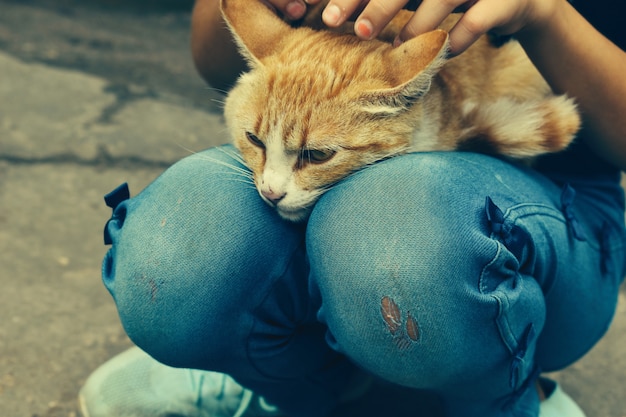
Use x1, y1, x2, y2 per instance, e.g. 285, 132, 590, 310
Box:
79, 347, 284, 417
539, 378, 586, 417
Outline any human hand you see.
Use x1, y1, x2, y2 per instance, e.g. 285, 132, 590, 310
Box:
315, 0, 555, 56
259, 0, 311, 20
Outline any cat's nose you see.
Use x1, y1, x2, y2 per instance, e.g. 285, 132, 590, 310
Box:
261, 189, 286, 204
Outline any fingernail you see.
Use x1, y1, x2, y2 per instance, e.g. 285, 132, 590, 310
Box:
323, 4, 341, 26
286, 0, 306, 19
356, 19, 373, 39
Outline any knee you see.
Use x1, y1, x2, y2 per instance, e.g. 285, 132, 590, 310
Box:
306, 153, 499, 306
306, 153, 546, 393
101, 146, 304, 369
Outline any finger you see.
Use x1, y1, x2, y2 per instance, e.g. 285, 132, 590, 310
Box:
266, 0, 308, 19
353, 0, 409, 40
447, 0, 517, 55
322, 0, 367, 27
396, 0, 465, 43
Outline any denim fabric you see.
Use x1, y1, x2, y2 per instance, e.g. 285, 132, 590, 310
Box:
102, 145, 625, 417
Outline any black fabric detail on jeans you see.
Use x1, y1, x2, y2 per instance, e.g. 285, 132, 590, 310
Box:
104, 182, 130, 209
600, 221, 613, 275
509, 324, 535, 389
485, 197, 505, 235
502, 365, 542, 411
103, 182, 130, 245
560, 184, 587, 241
485, 197, 532, 263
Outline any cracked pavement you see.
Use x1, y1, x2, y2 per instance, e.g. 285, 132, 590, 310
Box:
0, 1, 624, 416
0, 2, 228, 416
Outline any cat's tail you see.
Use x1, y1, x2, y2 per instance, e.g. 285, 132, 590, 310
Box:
457, 95, 581, 159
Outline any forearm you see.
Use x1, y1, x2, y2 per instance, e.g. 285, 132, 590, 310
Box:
517, 0, 626, 169
191, 0, 247, 92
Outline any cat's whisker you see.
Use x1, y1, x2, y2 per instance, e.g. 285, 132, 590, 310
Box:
215, 124, 231, 136
211, 98, 227, 108
183, 145, 243, 166
187, 152, 255, 180
205, 167, 256, 186
219, 169, 255, 181
226, 178, 257, 187
215, 146, 249, 166
201, 163, 254, 181
201, 86, 230, 109
219, 170, 255, 181
175, 145, 253, 177
177, 144, 203, 156
212, 154, 254, 178
204, 86, 230, 96
175, 145, 256, 187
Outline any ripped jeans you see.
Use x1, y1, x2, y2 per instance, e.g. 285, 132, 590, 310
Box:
102, 145, 625, 417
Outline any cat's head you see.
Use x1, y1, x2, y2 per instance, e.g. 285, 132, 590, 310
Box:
221, 0, 448, 221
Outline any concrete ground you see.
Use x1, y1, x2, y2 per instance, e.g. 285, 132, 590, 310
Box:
0, 1, 624, 416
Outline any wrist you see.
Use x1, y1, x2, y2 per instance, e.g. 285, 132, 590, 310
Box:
517, 0, 565, 41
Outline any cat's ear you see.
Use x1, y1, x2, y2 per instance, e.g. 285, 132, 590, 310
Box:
360, 30, 449, 115
221, 0, 293, 67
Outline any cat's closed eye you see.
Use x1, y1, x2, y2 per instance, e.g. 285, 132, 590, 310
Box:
246, 132, 264, 148
302, 149, 336, 164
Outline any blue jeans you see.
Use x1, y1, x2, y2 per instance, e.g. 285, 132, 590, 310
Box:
102, 145, 625, 417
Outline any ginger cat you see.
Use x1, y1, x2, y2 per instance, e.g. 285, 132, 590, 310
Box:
221, 0, 580, 222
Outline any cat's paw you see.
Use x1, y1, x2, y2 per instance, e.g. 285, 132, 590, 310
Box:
533, 95, 581, 153
458, 95, 581, 158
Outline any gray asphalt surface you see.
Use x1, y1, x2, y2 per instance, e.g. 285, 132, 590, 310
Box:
0, 1, 624, 416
